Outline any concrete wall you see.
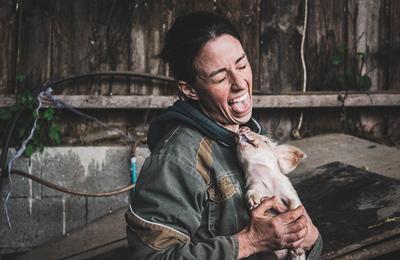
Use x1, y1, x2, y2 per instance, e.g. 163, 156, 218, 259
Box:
0, 146, 150, 254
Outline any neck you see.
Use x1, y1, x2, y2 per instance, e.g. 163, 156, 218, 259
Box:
198, 104, 239, 133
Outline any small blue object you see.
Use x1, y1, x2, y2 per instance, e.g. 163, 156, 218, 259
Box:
130, 157, 137, 185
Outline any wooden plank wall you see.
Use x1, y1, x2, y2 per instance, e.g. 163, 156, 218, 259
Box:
0, 0, 399, 145
0, 0, 17, 95
387, 0, 400, 144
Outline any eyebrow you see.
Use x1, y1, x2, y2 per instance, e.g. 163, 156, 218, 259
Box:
207, 53, 247, 77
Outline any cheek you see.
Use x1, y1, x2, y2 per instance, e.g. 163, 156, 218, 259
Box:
200, 87, 229, 107
242, 65, 253, 85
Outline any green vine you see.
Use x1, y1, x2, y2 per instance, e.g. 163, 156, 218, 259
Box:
0, 78, 62, 157
330, 43, 372, 91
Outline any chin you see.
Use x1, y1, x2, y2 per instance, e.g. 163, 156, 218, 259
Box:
236, 112, 252, 125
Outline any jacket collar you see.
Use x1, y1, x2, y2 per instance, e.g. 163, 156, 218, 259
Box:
147, 100, 265, 152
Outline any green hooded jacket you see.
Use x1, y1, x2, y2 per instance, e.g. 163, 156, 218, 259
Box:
125, 100, 323, 259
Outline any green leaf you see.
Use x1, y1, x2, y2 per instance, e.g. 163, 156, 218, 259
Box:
332, 55, 342, 65
53, 132, 61, 144
16, 73, 25, 83
18, 127, 26, 137
20, 91, 35, 107
49, 123, 62, 144
43, 107, 55, 121
24, 144, 34, 157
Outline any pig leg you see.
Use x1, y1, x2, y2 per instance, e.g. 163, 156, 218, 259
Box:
246, 189, 263, 209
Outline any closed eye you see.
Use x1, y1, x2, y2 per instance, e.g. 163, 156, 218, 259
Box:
217, 77, 226, 83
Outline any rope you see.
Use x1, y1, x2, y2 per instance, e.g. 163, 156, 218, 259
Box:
292, 0, 309, 139
4, 91, 45, 228
7, 135, 148, 197
42, 89, 133, 141
11, 169, 135, 197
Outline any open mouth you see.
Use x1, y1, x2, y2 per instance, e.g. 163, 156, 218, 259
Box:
228, 92, 251, 114
228, 92, 249, 106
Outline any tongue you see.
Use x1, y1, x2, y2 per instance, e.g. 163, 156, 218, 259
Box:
231, 101, 248, 114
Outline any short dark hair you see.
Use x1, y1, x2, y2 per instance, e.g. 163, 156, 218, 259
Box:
160, 11, 242, 84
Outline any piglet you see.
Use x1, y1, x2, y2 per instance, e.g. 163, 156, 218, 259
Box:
236, 126, 307, 260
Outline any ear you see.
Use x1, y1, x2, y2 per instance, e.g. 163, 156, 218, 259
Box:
275, 145, 307, 175
178, 81, 200, 101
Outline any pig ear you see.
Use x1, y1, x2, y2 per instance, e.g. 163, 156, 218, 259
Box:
275, 145, 307, 175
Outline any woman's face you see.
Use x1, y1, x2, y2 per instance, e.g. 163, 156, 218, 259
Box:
190, 34, 253, 132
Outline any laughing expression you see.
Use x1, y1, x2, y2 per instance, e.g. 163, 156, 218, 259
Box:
189, 34, 253, 132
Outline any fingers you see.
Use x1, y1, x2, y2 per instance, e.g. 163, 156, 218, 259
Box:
272, 201, 288, 214
239, 126, 251, 133
284, 224, 308, 243
252, 196, 276, 216
279, 205, 304, 224
286, 237, 305, 250
285, 215, 307, 233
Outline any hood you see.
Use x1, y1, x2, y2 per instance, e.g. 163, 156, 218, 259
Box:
147, 100, 264, 152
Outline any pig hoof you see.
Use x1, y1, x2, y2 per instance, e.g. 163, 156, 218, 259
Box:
292, 248, 304, 256
248, 193, 262, 209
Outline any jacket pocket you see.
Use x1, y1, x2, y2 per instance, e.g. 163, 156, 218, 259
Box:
206, 174, 246, 236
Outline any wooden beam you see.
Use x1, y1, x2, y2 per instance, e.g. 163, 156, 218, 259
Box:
1, 93, 399, 109
0, 95, 15, 107
252, 93, 400, 108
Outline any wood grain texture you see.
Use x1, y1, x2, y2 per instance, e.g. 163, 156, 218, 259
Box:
0, 0, 17, 94
354, 1, 387, 138
17, 0, 52, 93
388, 0, 400, 90
2, 93, 396, 108
259, 0, 303, 93
305, 0, 347, 91
292, 162, 400, 259
387, 0, 400, 146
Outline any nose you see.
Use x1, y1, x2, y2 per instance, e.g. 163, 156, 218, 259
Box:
229, 70, 247, 90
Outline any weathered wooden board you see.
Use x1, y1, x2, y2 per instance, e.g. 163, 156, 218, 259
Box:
0, 0, 17, 95
305, 0, 347, 91
291, 162, 400, 259
259, 0, 303, 93
389, 0, 400, 91
2, 93, 399, 108
352, 0, 387, 139
257, 108, 346, 142
387, 0, 400, 148
17, 0, 52, 92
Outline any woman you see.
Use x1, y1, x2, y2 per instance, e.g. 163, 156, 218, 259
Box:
126, 11, 322, 259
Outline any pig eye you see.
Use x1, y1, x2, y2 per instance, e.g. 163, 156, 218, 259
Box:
264, 140, 272, 146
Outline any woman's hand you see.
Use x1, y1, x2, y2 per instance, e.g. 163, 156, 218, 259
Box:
236, 197, 308, 258
274, 202, 319, 251
300, 207, 319, 250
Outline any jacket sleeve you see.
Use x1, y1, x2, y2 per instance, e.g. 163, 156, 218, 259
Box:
306, 234, 323, 260
125, 154, 239, 260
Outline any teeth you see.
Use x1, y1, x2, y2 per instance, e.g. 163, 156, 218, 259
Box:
229, 93, 248, 105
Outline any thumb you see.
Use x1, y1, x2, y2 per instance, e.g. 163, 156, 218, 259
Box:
253, 196, 276, 215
